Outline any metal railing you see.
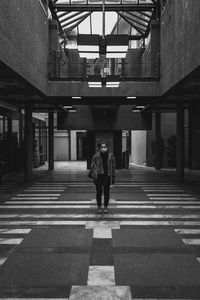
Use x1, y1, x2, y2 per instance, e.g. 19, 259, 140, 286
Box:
48, 48, 160, 81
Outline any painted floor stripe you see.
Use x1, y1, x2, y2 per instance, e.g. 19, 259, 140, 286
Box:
0, 205, 91, 209
117, 201, 200, 204
147, 194, 192, 196
0, 213, 200, 219
120, 221, 200, 226
17, 194, 61, 196
0, 257, 7, 265
7, 201, 92, 204
197, 258, 200, 263
24, 190, 64, 192
0, 221, 86, 226
11, 197, 58, 200
2, 205, 200, 209
0, 238, 23, 244
87, 266, 115, 285
143, 189, 185, 192
175, 229, 200, 234
93, 228, 112, 239
0, 229, 31, 234
182, 239, 200, 245
149, 197, 197, 200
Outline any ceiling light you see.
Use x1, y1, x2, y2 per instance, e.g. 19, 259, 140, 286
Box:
106, 82, 120, 88
63, 106, 73, 109
88, 82, 102, 88
137, 106, 145, 109
132, 109, 141, 113
79, 52, 99, 59
72, 97, 81, 99
127, 97, 136, 99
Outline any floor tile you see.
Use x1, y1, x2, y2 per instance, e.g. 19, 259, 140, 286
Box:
69, 285, 132, 300
87, 266, 115, 285
93, 228, 112, 239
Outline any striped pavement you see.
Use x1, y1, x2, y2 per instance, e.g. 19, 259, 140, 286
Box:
0, 169, 200, 299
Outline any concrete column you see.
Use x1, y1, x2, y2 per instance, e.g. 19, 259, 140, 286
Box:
48, 112, 54, 170
155, 112, 162, 170
176, 103, 184, 182
24, 104, 33, 182
70, 131, 77, 160
188, 105, 194, 169
7, 117, 12, 135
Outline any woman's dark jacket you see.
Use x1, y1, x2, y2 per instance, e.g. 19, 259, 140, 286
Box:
90, 151, 116, 184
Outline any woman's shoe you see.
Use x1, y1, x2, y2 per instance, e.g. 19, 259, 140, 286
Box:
97, 207, 102, 214
103, 207, 109, 214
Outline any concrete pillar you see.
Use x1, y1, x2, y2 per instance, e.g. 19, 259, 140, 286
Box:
150, 19, 160, 77
48, 112, 54, 170
70, 131, 77, 160
87, 131, 96, 169
114, 131, 122, 169
7, 117, 12, 135
188, 105, 194, 169
24, 104, 33, 182
176, 103, 184, 182
155, 112, 162, 170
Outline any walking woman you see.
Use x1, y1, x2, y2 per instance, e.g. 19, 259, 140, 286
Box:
90, 142, 116, 214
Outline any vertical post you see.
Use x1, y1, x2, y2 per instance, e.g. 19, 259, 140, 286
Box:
48, 112, 54, 170
155, 111, 162, 170
176, 103, 184, 182
188, 105, 194, 169
3, 116, 6, 133
68, 130, 71, 161
7, 117, 12, 135
19, 108, 23, 150
24, 104, 33, 182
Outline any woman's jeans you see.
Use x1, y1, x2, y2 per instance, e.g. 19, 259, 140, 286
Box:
95, 174, 111, 207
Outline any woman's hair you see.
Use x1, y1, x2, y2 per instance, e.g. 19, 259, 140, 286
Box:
100, 141, 108, 147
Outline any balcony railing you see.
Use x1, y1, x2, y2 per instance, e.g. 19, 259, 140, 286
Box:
48, 47, 160, 82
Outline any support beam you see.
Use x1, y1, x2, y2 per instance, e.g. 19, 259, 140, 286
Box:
176, 103, 184, 182
155, 111, 161, 170
48, 112, 54, 170
55, 4, 155, 11
24, 104, 33, 182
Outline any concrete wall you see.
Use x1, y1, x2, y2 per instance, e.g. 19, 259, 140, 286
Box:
160, 0, 200, 94
130, 131, 147, 165
146, 112, 176, 167
0, 0, 48, 94
54, 130, 69, 161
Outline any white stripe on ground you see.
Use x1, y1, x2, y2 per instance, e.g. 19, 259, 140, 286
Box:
0, 238, 23, 244
0, 257, 7, 265
182, 239, 200, 245
16, 194, 61, 196
0, 229, 31, 234
174, 229, 200, 234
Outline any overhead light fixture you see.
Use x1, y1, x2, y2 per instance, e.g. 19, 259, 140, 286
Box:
127, 96, 136, 99
63, 106, 73, 109
88, 81, 102, 88
132, 109, 141, 113
137, 105, 145, 109
77, 34, 129, 59
106, 82, 120, 88
72, 97, 81, 99
106, 35, 129, 59
77, 34, 99, 59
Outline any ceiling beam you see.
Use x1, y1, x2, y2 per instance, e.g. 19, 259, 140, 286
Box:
55, 3, 155, 12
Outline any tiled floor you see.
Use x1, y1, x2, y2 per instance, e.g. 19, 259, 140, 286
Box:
0, 162, 200, 299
